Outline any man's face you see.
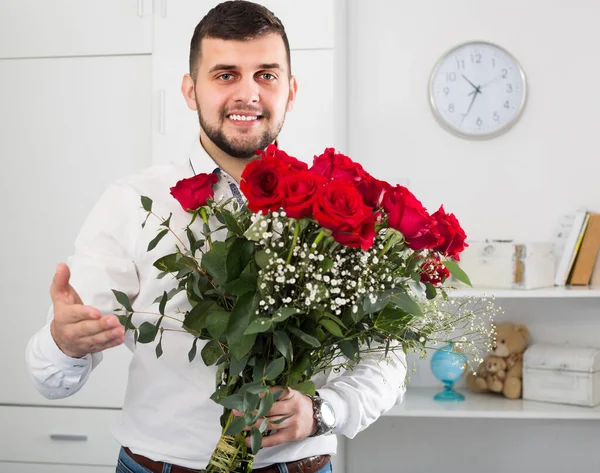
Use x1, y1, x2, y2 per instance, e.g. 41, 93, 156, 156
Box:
184, 34, 297, 159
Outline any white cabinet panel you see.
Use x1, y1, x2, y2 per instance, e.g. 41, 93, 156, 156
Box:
0, 55, 151, 407
0, 0, 152, 59
0, 463, 115, 473
0, 406, 120, 466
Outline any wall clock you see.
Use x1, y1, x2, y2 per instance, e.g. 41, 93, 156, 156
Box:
429, 41, 527, 140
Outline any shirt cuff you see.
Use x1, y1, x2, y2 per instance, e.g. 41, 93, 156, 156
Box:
315, 387, 349, 436
38, 323, 92, 374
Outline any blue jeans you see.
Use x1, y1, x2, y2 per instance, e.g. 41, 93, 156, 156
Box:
116, 447, 333, 473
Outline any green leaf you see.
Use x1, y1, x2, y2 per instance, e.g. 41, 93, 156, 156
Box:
253, 358, 266, 382
324, 313, 347, 329
223, 274, 256, 296
117, 314, 136, 330
221, 394, 245, 411
112, 289, 133, 313
230, 355, 249, 377
239, 381, 270, 395
188, 338, 198, 362
339, 339, 359, 362
255, 249, 271, 269
375, 306, 413, 336
226, 293, 259, 361
244, 215, 268, 242
147, 229, 169, 251
273, 331, 292, 361
201, 340, 222, 366
253, 391, 275, 423
183, 300, 221, 336
363, 292, 389, 315
389, 290, 423, 317
320, 257, 334, 271
264, 357, 285, 381
273, 307, 301, 323
443, 259, 472, 287
160, 213, 172, 229
288, 326, 321, 347
206, 311, 230, 339
185, 227, 196, 249
320, 319, 343, 337
158, 291, 168, 316
218, 208, 245, 236
155, 332, 163, 358
225, 415, 246, 436
243, 392, 260, 414
425, 282, 437, 300
270, 414, 293, 425
250, 427, 262, 454
137, 322, 159, 343
141, 195, 152, 212
153, 253, 197, 273
201, 241, 228, 284
226, 238, 247, 282
290, 380, 316, 396
244, 317, 273, 335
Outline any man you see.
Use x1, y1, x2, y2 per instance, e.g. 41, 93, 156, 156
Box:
26, 2, 407, 472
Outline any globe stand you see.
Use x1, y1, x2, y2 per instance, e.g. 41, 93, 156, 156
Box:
433, 381, 465, 402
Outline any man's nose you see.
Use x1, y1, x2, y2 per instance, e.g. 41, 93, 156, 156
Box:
233, 77, 259, 105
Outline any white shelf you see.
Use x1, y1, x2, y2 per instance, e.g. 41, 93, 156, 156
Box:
385, 388, 600, 420
447, 286, 600, 299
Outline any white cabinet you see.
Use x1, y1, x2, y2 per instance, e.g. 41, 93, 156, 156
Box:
0, 406, 121, 466
0, 465, 114, 473
0, 54, 151, 408
0, 0, 153, 58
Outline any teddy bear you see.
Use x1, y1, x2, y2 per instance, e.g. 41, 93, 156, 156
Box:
467, 322, 529, 399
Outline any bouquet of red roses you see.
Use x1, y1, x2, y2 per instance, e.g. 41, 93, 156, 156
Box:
114, 145, 494, 473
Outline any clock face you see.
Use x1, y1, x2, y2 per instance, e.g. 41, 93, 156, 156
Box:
429, 41, 527, 139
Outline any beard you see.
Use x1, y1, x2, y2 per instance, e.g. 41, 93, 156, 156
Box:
197, 103, 285, 160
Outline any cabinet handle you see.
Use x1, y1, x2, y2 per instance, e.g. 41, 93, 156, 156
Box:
161, 0, 168, 17
159, 90, 166, 135
138, 0, 144, 17
50, 434, 88, 442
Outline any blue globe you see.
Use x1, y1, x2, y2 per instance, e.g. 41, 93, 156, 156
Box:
430, 342, 467, 402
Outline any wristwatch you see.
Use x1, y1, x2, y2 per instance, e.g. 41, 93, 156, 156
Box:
307, 392, 336, 437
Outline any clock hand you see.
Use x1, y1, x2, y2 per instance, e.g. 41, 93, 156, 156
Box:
461, 87, 481, 123
468, 74, 503, 95
462, 74, 480, 92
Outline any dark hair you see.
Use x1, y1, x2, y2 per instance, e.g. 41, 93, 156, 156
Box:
189, 0, 291, 79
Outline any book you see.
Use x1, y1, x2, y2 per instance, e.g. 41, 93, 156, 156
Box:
570, 213, 600, 285
554, 210, 589, 286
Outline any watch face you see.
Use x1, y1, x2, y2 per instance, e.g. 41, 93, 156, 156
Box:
321, 401, 336, 428
429, 41, 527, 139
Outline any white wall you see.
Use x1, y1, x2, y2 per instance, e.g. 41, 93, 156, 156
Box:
345, 1, 600, 472
347, 0, 600, 242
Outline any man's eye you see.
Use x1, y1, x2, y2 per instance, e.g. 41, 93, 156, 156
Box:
218, 74, 233, 81
260, 73, 275, 80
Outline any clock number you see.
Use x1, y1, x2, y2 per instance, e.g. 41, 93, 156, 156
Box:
493, 111, 500, 122
502, 68, 508, 78
443, 87, 450, 95
449, 104, 455, 113
471, 53, 482, 64
504, 100, 510, 109
446, 72, 457, 82
476, 117, 483, 127
506, 83, 513, 93
456, 59, 465, 69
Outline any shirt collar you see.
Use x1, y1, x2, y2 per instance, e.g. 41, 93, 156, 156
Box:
188, 137, 220, 176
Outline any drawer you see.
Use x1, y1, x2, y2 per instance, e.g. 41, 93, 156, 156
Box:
0, 406, 121, 465
0, 463, 115, 473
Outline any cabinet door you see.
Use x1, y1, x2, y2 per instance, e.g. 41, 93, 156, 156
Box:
0, 55, 152, 407
151, 0, 341, 165
0, 0, 153, 59
0, 464, 114, 473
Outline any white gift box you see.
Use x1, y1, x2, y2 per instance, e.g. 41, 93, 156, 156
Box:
523, 344, 600, 407
456, 240, 555, 289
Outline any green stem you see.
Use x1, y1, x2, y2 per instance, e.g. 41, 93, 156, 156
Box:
200, 208, 214, 251
312, 230, 326, 251
286, 221, 301, 264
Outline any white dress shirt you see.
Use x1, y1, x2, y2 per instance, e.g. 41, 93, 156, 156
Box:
26, 139, 407, 470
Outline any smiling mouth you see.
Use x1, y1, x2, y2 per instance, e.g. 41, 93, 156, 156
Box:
227, 114, 262, 122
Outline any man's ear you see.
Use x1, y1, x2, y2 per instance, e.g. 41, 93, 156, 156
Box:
286, 75, 298, 112
181, 73, 198, 111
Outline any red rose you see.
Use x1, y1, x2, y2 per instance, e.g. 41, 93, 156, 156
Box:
280, 171, 327, 219
309, 148, 365, 183
258, 144, 308, 173
333, 212, 381, 251
170, 173, 218, 212
382, 185, 442, 251
419, 255, 450, 287
356, 175, 391, 208
313, 180, 372, 231
240, 158, 283, 214
432, 205, 468, 260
